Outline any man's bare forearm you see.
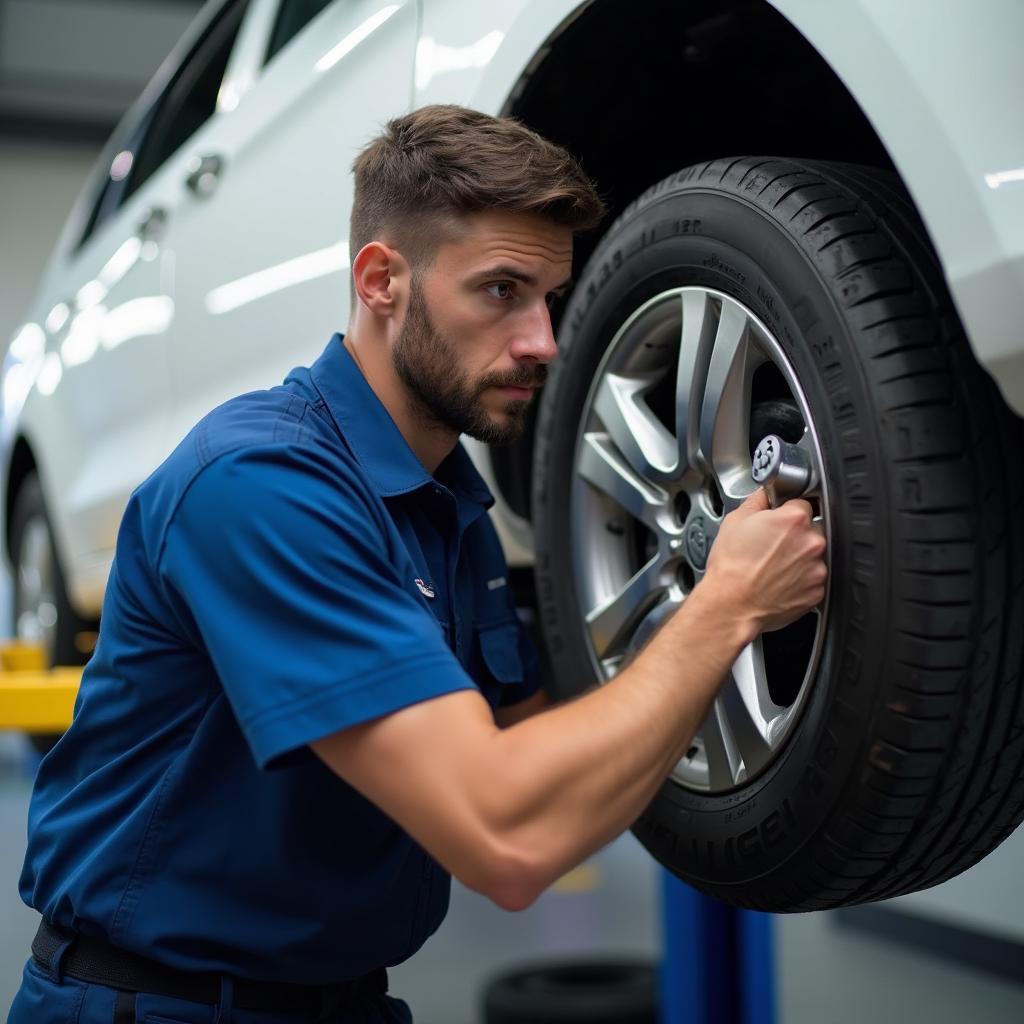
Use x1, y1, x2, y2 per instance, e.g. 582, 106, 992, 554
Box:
478, 577, 755, 904
312, 491, 824, 910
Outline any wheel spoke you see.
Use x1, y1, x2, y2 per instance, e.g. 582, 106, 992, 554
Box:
16, 516, 57, 657
698, 300, 762, 504
624, 597, 681, 659
719, 639, 781, 775
584, 556, 666, 658
593, 372, 678, 483
18, 562, 40, 604
701, 698, 744, 790
675, 289, 717, 474
573, 287, 829, 796
578, 432, 668, 529
18, 520, 51, 615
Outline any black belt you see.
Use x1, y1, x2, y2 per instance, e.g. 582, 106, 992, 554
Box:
32, 919, 387, 1014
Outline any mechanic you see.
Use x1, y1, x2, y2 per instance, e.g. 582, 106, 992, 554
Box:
10, 105, 826, 1023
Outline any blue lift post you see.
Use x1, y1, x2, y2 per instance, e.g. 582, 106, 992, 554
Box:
660, 870, 777, 1024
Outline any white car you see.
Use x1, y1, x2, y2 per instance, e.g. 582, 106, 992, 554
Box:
5, 0, 1023, 912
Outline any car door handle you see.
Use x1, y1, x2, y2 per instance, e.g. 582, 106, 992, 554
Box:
185, 154, 225, 197
138, 206, 168, 242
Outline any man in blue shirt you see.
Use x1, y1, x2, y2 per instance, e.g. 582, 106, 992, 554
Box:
11, 106, 826, 1022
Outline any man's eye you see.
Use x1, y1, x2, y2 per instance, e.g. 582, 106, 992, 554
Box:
486, 282, 514, 300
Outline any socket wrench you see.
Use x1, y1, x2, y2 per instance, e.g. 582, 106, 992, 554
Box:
751, 433, 818, 508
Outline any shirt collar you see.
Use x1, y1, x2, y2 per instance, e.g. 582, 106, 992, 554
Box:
309, 333, 494, 509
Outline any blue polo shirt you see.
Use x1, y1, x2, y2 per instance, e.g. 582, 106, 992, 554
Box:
19, 334, 542, 983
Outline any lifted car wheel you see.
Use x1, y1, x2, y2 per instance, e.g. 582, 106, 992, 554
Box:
533, 158, 1024, 911
10, 473, 95, 753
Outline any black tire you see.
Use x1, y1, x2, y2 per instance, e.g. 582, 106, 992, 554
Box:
481, 960, 657, 1024
10, 473, 94, 753
532, 157, 1024, 911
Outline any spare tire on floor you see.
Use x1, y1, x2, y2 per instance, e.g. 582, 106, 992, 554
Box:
532, 157, 1024, 911
481, 959, 657, 1024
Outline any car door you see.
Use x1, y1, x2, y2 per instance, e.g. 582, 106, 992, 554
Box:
163, 0, 418, 438
11, 0, 256, 611
26, 124, 175, 597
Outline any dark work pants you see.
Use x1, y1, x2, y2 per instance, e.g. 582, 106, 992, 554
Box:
7, 956, 414, 1024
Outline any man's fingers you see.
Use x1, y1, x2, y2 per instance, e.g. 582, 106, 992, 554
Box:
732, 487, 770, 517
780, 497, 815, 522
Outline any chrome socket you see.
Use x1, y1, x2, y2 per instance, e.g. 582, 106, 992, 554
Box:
751, 434, 817, 508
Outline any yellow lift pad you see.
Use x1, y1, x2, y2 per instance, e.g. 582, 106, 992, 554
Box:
0, 644, 81, 731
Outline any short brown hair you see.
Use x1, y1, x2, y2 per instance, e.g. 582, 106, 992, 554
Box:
350, 105, 605, 269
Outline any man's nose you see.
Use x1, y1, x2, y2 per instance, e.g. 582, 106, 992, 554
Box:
512, 304, 558, 364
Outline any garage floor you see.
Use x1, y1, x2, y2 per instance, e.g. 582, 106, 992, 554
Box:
2, 733, 1023, 1024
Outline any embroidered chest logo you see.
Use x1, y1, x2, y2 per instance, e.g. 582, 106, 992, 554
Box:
414, 578, 436, 599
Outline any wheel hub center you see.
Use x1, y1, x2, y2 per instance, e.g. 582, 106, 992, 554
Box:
684, 515, 710, 570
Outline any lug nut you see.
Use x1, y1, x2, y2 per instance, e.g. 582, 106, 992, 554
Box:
752, 434, 817, 508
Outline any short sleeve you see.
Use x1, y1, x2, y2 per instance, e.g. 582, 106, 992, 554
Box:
159, 444, 474, 769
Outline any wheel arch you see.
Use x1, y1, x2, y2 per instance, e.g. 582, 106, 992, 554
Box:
5, 436, 39, 564
489, 0, 900, 521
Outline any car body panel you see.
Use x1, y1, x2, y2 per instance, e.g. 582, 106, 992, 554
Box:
4, 0, 1024, 618
20, 211, 174, 611
416, 0, 1024, 416
769, 0, 1024, 416
3, 105, 187, 611
164, 0, 416, 440
1, 0, 241, 608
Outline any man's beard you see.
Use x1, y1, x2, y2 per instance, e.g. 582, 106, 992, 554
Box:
392, 282, 546, 445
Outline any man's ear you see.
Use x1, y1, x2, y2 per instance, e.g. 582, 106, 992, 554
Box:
352, 241, 410, 317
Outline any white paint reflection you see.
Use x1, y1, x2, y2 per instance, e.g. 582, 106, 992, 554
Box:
75, 279, 106, 311
984, 168, 1024, 190
4, 362, 34, 411
36, 353, 62, 397
218, 81, 241, 113
100, 237, 142, 288
415, 30, 504, 91
9, 295, 173, 404
315, 5, 400, 73
9, 323, 46, 363
45, 303, 70, 334
205, 242, 350, 315
102, 296, 174, 351
60, 295, 175, 368
62, 306, 106, 368
5, 323, 45, 410
74, 237, 143, 311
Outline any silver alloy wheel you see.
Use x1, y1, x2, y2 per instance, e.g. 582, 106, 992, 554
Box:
15, 514, 58, 661
570, 287, 831, 793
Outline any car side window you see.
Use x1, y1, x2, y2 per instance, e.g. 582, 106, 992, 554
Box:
77, 115, 152, 250
264, 0, 335, 66
77, 0, 250, 249
124, 0, 250, 202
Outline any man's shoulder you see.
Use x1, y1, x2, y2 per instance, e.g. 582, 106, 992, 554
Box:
193, 382, 329, 464
134, 383, 369, 535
